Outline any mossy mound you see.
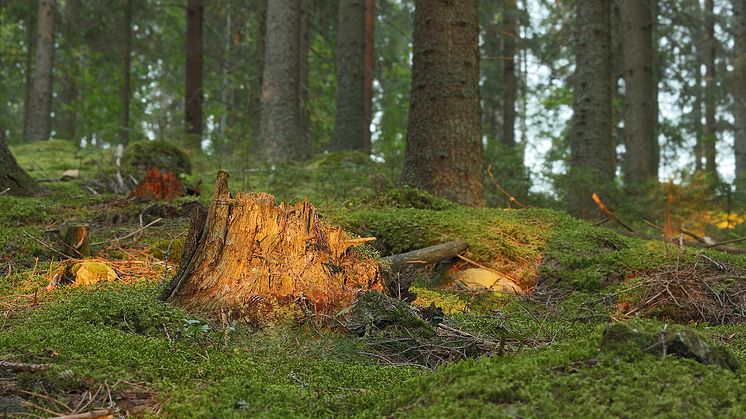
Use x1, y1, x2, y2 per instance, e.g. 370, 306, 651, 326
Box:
122, 140, 192, 179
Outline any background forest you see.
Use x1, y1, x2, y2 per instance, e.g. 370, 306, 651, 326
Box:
2, 0, 744, 223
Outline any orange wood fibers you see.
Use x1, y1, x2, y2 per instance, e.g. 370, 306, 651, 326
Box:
165, 171, 382, 319
131, 167, 184, 200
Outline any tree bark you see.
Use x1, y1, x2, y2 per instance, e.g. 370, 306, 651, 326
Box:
163, 171, 381, 317
57, 0, 81, 142
480, 0, 501, 146
363, 0, 375, 154
401, 0, 486, 207
501, 0, 517, 148
734, 0, 746, 194
121, 0, 133, 145
25, 0, 56, 142
298, 0, 312, 154
331, 0, 367, 152
703, 0, 718, 176
22, 0, 37, 142
621, 0, 659, 184
258, 0, 305, 163
251, 0, 268, 147
0, 131, 38, 196
568, 0, 615, 219
185, 0, 204, 143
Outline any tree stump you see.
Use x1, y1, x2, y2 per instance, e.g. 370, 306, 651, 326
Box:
130, 168, 184, 200
163, 171, 382, 319
60, 222, 91, 257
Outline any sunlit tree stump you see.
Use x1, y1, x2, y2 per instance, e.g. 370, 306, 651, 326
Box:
130, 167, 184, 200
163, 171, 382, 320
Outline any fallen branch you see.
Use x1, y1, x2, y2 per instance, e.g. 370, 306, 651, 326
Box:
487, 165, 529, 208
381, 240, 468, 270
0, 360, 52, 372
591, 193, 635, 232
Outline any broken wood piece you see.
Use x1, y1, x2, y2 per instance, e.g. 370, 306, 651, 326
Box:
164, 171, 382, 318
0, 360, 52, 372
380, 240, 468, 271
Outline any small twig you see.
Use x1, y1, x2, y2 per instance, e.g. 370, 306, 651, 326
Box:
592, 218, 610, 226
50, 410, 111, 419
22, 230, 69, 258
0, 360, 53, 372
0, 187, 10, 195
92, 218, 162, 246
591, 193, 635, 232
486, 165, 529, 208
708, 236, 746, 248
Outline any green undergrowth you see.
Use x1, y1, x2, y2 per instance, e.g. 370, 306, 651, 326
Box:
0, 281, 423, 417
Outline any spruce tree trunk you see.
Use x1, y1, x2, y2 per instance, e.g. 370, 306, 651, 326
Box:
363, 0, 375, 154
0, 131, 38, 196
621, 0, 659, 184
703, 0, 718, 176
185, 0, 204, 142
57, 0, 80, 142
121, 0, 133, 145
568, 0, 614, 219
734, 0, 746, 194
25, 0, 56, 142
331, 0, 367, 152
401, 0, 485, 207
501, 0, 517, 148
258, 0, 304, 163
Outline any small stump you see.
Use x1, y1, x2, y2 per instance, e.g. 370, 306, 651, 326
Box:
163, 171, 382, 320
60, 223, 91, 257
130, 167, 184, 200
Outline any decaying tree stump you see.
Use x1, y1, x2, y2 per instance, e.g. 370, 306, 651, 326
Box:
130, 168, 184, 200
60, 223, 91, 257
163, 171, 382, 318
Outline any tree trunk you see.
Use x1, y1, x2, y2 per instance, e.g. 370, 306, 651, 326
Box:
703, 0, 718, 176
163, 171, 381, 318
298, 0, 312, 154
0, 131, 38, 196
621, 0, 659, 184
363, 0, 375, 154
185, 0, 204, 143
480, 0, 501, 146
501, 0, 517, 148
568, 0, 615, 219
25, 0, 56, 142
734, 0, 746, 194
401, 0, 485, 207
57, 0, 80, 142
251, 0, 267, 146
258, 0, 304, 163
22, 0, 36, 142
120, 0, 133, 145
331, 0, 367, 152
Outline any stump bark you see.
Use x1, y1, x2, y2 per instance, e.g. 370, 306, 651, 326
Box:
164, 171, 382, 318
60, 223, 91, 257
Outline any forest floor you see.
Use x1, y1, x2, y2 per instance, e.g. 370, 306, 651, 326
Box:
3, 141, 746, 417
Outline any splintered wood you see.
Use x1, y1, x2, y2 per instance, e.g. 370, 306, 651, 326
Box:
164, 171, 381, 319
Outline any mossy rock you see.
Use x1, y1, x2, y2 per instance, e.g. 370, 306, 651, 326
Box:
600, 321, 739, 371
122, 141, 192, 180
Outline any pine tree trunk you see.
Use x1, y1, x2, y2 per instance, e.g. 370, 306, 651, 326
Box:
363, 0, 375, 154
703, 0, 718, 176
258, 0, 303, 163
57, 0, 80, 142
121, 0, 133, 145
621, 0, 659, 184
331, 0, 367, 152
501, 0, 517, 148
25, 0, 56, 142
734, 0, 746, 194
185, 0, 204, 142
568, 0, 614, 218
401, 0, 485, 207
0, 131, 38, 196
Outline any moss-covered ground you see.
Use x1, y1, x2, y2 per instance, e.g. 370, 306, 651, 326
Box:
3, 142, 746, 417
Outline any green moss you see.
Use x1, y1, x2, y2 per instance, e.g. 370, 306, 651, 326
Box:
122, 140, 192, 177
